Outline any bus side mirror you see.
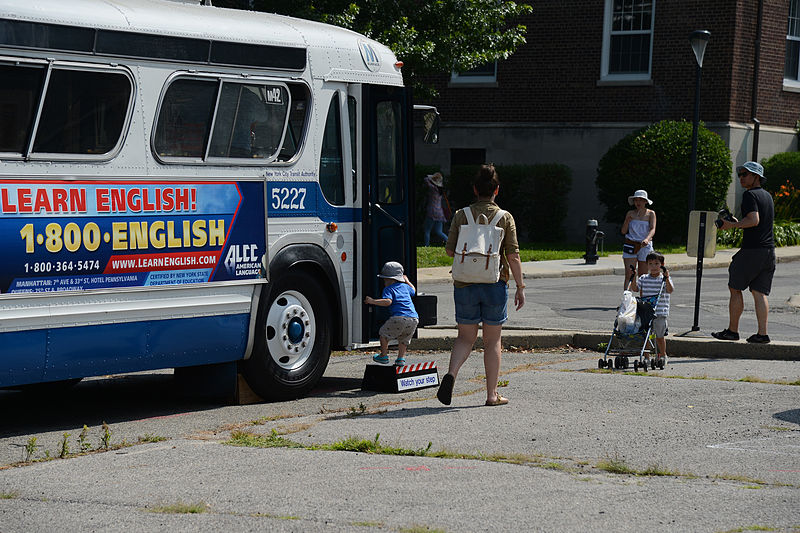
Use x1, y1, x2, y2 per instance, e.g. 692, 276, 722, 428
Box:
414, 105, 440, 144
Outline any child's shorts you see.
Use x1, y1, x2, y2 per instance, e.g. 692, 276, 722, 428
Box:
651, 315, 668, 338
379, 316, 419, 345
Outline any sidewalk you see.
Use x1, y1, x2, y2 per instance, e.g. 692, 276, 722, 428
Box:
414, 245, 800, 360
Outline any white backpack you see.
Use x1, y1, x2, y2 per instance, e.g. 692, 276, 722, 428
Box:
451, 207, 507, 284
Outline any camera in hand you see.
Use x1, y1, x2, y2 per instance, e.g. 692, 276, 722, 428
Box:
715, 208, 735, 229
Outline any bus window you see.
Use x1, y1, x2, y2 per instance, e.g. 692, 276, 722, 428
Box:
320, 93, 345, 206
348, 95, 357, 202
209, 82, 289, 159
154, 78, 217, 158
376, 100, 402, 204
32, 68, 131, 155
277, 83, 310, 162
0, 63, 45, 154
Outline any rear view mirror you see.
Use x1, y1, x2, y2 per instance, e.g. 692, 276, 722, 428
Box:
414, 105, 440, 144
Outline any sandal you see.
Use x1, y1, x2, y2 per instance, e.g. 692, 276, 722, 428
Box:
485, 394, 509, 406
394, 357, 406, 366
372, 354, 389, 364
437, 373, 455, 405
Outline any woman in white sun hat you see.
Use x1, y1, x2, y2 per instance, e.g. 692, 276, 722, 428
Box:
620, 189, 657, 286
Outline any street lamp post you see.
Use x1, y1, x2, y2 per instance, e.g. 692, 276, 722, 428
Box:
689, 30, 710, 332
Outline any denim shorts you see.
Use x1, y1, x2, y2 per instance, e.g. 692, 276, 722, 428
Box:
453, 281, 508, 325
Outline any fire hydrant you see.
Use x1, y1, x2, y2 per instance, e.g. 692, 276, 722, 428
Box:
583, 219, 604, 265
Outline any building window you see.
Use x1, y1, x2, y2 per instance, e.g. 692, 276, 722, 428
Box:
600, 0, 655, 83
450, 61, 497, 86
785, 0, 800, 88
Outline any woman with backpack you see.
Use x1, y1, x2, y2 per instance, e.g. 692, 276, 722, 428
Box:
436, 164, 526, 407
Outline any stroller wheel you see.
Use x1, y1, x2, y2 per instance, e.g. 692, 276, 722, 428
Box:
658, 359, 665, 370
623, 356, 629, 369
614, 356, 621, 369
633, 361, 639, 371
598, 358, 604, 369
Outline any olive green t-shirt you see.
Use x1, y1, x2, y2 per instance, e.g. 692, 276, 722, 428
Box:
445, 200, 520, 288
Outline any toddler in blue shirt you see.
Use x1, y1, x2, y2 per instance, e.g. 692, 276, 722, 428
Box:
364, 261, 419, 366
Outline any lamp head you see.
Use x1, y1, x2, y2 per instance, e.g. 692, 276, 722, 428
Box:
689, 30, 711, 68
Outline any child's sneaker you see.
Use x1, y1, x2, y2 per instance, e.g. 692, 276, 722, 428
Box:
394, 357, 406, 366
372, 354, 389, 364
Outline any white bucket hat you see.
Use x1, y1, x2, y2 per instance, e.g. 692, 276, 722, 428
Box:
628, 189, 653, 206
377, 261, 405, 282
427, 172, 443, 187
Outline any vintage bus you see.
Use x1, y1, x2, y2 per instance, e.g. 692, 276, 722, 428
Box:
0, 0, 437, 400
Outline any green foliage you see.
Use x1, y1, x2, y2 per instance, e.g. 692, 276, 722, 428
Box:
717, 221, 800, 248
59, 432, 70, 458
78, 425, 91, 453
596, 120, 732, 243
231, 0, 532, 98
100, 422, 112, 450
761, 151, 800, 194
445, 163, 573, 242
24, 436, 38, 462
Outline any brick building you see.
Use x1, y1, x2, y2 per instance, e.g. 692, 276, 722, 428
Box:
414, 0, 800, 242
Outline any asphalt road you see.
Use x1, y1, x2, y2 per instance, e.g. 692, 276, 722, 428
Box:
1, 349, 799, 532
419, 264, 800, 343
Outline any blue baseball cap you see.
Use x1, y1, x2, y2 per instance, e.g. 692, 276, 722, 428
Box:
737, 161, 765, 180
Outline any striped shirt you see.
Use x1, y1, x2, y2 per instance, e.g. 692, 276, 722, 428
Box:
637, 273, 671, 316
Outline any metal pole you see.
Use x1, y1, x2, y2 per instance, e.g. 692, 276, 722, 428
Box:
689, 63, 702, 212
692, 212, 707, 331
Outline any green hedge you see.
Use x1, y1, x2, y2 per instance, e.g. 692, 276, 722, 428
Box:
422, 163, 572, 243
716, 221, 800, 247
761, 151, 800, 194
596, 120, 732, 244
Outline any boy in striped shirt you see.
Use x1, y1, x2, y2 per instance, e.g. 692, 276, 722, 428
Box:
630, 251, 674, 366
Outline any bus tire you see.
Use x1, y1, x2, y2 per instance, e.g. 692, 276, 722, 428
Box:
243, 271, 332, 401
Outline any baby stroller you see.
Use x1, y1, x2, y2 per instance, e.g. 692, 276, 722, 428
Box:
599, 265, 667, 372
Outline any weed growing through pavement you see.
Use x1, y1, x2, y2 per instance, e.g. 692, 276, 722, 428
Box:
226, 429, 304, 449
718, 527, 778, 533
138, 434, 168, 443
399, 526, 447, 533
596, 455, 635, 474
100, 422, 112, 449
24, 437, 38, 462
346, 403, 368, 417
78, 425, 91, 453
58, 433, 70, 458
147, 501, 208, 514
250, 512, 299, 520
0, 491, 18, 499
497, 379, 509, 388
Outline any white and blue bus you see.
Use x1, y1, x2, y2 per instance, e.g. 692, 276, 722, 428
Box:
0, 0, 437, 400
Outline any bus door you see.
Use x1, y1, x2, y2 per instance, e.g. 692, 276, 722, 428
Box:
361, 85, 415, 341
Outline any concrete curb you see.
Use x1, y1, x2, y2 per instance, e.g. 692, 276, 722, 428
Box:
414, 328, 800, 361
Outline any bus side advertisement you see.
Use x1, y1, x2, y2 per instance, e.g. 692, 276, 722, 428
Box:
0, 180, 266, 294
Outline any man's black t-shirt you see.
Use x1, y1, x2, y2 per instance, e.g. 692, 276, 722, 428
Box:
740, 187, 774, 249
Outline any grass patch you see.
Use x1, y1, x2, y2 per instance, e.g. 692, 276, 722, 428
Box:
250, 512, 299, 520
225, 430, 305, 449
739, 376, 800, 386
314, 434, 433, 457
0, 491, 18, 499
147, 501, 208, 514
542, 461, 566, 471
596, 456, 635, 475
497, 379, 509, 388
399, 526, 447, 533
719, 527, 778, 533
640, 464, 679, 476
713, 474, 767, 485
416, 243, 689, 268
352, 521, 385, 527
138, 434, 167, 443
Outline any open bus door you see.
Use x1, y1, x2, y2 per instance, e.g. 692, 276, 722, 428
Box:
360, 85, 416, 341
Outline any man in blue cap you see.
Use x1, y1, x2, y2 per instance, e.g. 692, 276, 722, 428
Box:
712, 161, 775, 344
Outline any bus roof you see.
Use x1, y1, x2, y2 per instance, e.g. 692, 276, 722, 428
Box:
0, 0, 403, 84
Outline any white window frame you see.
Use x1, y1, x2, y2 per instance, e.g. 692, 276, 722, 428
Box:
784, 0, 800, 92
599, 0, 656, 84
449, 61, 498, 87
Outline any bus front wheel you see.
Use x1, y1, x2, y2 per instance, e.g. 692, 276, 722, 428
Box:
243, 272, 332, 401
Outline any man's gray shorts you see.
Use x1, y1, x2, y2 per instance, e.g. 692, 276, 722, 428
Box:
728, 247, 776, 295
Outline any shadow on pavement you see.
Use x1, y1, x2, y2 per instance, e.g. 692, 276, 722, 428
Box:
773, 409, 800, 425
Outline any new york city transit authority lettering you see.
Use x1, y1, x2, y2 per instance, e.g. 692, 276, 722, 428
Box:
0, 180, 266, 294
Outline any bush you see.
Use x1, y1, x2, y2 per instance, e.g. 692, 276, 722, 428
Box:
444, 163, 572, 242
596, 120, 732, 244
761, 151, 800, 194
716, 221, 800, 247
